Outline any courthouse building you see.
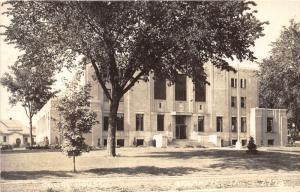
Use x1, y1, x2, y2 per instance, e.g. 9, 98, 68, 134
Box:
34, 63, 288, 147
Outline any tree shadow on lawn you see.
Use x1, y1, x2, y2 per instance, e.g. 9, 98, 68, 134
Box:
137, 149, 300, 172
1, 166, 203, 180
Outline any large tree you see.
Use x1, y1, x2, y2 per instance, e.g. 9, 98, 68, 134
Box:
258, 20, 300, 134
2, 1, 266, 156
0, 54, 58, 146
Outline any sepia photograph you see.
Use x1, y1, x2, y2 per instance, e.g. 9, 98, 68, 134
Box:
0, 0, 300, 191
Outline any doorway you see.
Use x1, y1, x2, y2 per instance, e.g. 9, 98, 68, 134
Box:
15, 138, 21, 147
175, 116, 186, 139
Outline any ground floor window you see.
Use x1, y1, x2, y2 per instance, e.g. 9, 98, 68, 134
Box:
3, 136, 7, 142
157, 114, 164, 131
198, 116, 204, 132
104, 139, 107, 146
268, 139, 274, 146
216, 116, 223, 132
103, 116, 109, 131
136, 139, 144, 146
242, 139, 247, 146
117, 139, 125, 147
136, 114, 144, 131
241, 117, 247, 132
232, 139, 237, 145
24, 137, 28, 143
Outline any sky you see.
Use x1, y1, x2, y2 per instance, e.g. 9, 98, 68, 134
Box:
0, 0, 300, 125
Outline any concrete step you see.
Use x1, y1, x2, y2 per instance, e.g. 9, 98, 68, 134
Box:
169, 139, 205, 148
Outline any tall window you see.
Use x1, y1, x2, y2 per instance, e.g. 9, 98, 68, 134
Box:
154, 78, 166, 100
231, 96, 237, 107
241, 97, 246, 108
117, 114, 124, 131
216, 116, 223, 132
241, 117, 247, 132
136, 114, 144, 131
240, 79, 247, 88
195, 82, 206, 102
231, 78, 237, 88
231, 117, 237, 132
175, 75, 186, 101
3, 136, 6, 142
103, 89, 111, 102
157, 114, 164, 131
103, 116, 109, 131
198, 116, 204, 132
267, 117, 273, 132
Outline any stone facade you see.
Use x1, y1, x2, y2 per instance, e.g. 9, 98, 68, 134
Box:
34, 63, 288, 147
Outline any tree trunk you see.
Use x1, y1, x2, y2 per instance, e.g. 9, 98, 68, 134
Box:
73, 154, 76, 173
29, 117, 33, 147
107, 96, 120, 157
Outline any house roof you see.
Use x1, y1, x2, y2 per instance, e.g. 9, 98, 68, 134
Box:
0, 119, 26, 134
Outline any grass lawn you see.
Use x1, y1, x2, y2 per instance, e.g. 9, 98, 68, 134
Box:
1, 147, 300, 191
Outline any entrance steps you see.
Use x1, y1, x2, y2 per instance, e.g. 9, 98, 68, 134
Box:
169, 139, 205, 148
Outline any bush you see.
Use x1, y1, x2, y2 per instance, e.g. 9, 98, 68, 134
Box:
246, 136, 258, 154
0, 144, 13, 150
26, 145, 50, 150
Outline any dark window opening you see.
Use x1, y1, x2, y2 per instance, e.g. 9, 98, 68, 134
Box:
216, 116, 223, 132
136, 114, 144, 131
268, 139, 274, 146
231, 96, 236, 107
104, 139, 107, 146
117, 114, 124, 131
3, 136, 7, 142
231, 78, 237, 88
175, 75, 186, 101
103, 116, 109, 131
241, 117, 247, 132
241, 97, 246, 108
198, 116, 204, 132
154, 78, 166, 100
136, 139, 144, 146
231, 117, 237, 132
267, 117, 273, 132
242, 140, 247, 146
232, 139, 237, 145
195, 82, 206, 102
157, 114, 164, 131
117, 139, 125, 147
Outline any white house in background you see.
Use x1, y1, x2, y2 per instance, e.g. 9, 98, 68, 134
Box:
0, 118, 35, 147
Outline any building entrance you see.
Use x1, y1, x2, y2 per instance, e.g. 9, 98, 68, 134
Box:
175, 116, 186, 139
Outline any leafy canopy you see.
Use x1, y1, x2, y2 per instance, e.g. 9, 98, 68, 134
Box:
56, 79, 98, 157
258, 20, 300, 128
2, 1, 267, 101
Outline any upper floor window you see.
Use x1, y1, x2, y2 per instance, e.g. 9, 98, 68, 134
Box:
157, 114, 164, 131
216, 116, 223, 132
195, 82, 206, 102
175, 74, 186, 101
241, 97, 246, 108
103, 116, 109, 131
231, 78, 237, 88
154, 78, 166, 100
231, 117, 237, 132
241, 117, 247, 132
240, 79, 247, 88
231, 96, 237, 107
198, 116, 204, 132
117, 114, 124, 131
267, 117, 273, 132
136, 114, 144, 131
